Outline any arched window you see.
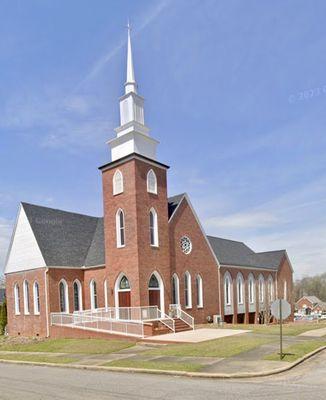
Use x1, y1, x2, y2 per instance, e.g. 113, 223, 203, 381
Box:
172, 274, 180, 305
149, 274, 159, 288
184, 271, 192, 308
14, 284, 20, 315
113, 170, 124, 195
104, 280, 108, 310
258, 275, 265, 303
196, 275, 203, 308
149, 208, 159, 246
119, 275, 130, 290
237, 273, 244, 305
268, 276, 274, 302
90, 280, 98, 310
147, 169, 157, 194
284, 281, 287, 300
59, 279, 69, 313
23, 280, 30, 315
73, 280, 82, 312
224, 272, 232, 306
33, 281, 40, 315
248, 273, 255, 304
116, 209, 125, 248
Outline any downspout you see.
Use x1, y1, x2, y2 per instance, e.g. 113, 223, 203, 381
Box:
44, 268, 50, 338
218, 265, 222, 317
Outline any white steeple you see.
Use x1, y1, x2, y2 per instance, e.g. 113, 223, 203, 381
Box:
108, 23, 159, 162
125, 22, 137, 94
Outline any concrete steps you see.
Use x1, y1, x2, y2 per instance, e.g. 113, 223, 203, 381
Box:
174, 318, 192, 333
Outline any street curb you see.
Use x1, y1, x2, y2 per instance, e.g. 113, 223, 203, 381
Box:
0, 346, 325, 379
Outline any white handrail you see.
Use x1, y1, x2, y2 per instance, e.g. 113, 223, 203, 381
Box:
169, 304, 195, 329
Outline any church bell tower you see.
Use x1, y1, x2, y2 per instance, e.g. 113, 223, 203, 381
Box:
99, 24, 171, 313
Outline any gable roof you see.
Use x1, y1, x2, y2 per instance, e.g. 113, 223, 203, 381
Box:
22, 203, 104, 268
302, 295, 323, 305
6, 195, 288, 273
168, 194, 185, 220
207, 235, 286, 270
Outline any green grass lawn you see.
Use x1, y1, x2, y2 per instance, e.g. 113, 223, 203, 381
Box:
106, 359, 203, 372
206, 321, 326, 336
145, 335, 274, 358
0, 338, 135, 354
0, 353, 75, 364
264, 340, 326, 362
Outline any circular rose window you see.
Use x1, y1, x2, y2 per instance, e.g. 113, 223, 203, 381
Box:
180, 236, 192, 254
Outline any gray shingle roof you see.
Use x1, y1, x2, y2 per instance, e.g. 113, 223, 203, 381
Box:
304, 296, 322, 305
207, 236, 286, 270
168, 194, 185, 219
22, 203, 104, 268
20, 197, 286, 272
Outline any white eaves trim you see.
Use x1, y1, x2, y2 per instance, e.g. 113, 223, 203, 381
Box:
220, 264, 276, 272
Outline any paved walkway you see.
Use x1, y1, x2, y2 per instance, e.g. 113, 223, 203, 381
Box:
299, 327, 326, 337
144, 328, 250, 343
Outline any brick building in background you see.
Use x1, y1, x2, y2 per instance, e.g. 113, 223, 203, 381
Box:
4, 27, 294, 338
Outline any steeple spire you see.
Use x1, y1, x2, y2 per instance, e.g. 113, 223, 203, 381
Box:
125, 21, 137, 94
108, 23, 159, 162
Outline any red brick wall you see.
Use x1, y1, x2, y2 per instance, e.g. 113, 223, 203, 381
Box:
296, 297, 313, 310
169, 197, 220, 323
101, 156, 171, 312
6, 269, 48, 337
277, 256, 294, 320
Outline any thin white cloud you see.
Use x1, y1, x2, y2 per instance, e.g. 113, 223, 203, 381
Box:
206, 211, 278, 229
78, 0, 171, 86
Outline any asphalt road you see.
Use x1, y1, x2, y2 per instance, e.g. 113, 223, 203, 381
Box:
0, 351, 325, 400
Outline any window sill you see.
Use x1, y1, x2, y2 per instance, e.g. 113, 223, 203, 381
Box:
117, 245, 126, 249
113, 191, 123, 196
34, 312, 40, 316
24, 312, 30, 316
150, 244, 159, 249
197, 306, 203, 309
185, 306, 192, 310
15, 313, 20, 316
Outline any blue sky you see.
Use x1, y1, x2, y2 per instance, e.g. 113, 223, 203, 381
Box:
1, 0, 326, 278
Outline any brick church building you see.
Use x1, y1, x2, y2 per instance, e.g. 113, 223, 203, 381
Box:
4, 27, 294, 339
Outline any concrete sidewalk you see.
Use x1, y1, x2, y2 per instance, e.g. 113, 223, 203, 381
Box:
144, 328, 250, 343
299, 327, 326, 337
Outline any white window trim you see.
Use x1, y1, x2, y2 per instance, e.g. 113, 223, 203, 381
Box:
172, 273, 180, 305
259, 275, 265, 303
116, 209, 125, 248
224, 273, 232, 306
73, 279, 83, 312
59, 279, 69, 313
248, 274, 255, 304
33, 281, 40, 315
268, 276, 274, 302
237, 274, 244, 305
147, 169, 157, 194
14, 284, 20, 315
23, 280, 30, 315
149, 208, 159, 247
104, 280, 108, 310
113, 169, 124, 195
184, 271, 192, 309
90, 279, 97, 310
196, 274, 203, 308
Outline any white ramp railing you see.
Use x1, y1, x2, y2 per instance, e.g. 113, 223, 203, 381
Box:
51, 312, 145, 338
51, 306, 176, 337
169, 304, 195, 330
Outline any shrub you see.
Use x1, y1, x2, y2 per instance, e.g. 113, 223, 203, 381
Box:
0, 300, 7, 335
